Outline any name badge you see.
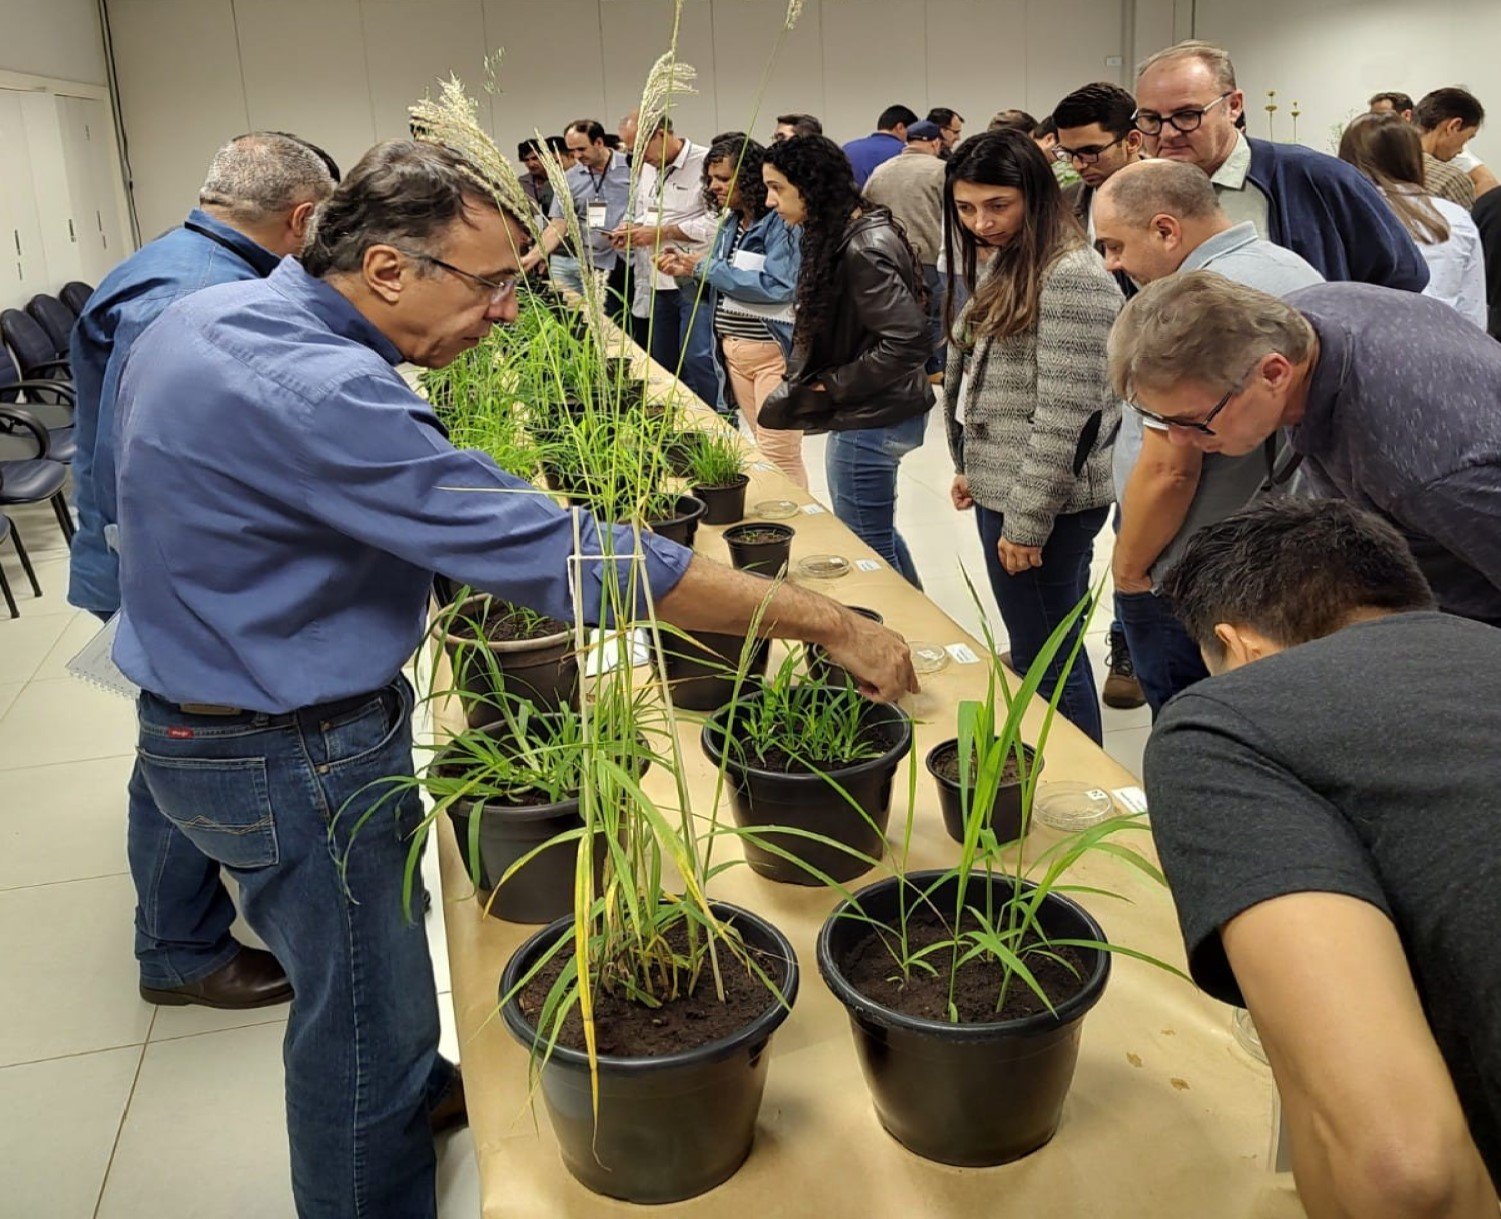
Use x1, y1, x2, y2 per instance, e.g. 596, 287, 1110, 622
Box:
586, 201, 608, 229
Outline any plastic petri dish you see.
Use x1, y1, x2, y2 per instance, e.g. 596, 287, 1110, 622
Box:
909, 642, 951, 674
1231, 1008, 1269, 1064
1033, 781, 1115, 831
796, 554, 850, 580
750, 499, 799, 520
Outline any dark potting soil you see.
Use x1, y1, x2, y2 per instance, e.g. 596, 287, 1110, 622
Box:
842, 905, 1091, 1024
931, 741, 1022, 786
743, 721, 888, 775
451, 602, 569, 643
517, 921, 786, 1057
730, 528, 791, 544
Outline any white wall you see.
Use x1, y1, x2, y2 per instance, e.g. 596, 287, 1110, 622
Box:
0, 0, 109, 85
1191, 0, 1501, 161
105, 0, 1137, 240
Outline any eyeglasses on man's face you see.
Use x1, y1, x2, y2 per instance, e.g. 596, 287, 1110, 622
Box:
398, 249, 518, 304
1132, 92, 1232, 136
1052, 133, 1128, 165
1128, 378, 1241, 436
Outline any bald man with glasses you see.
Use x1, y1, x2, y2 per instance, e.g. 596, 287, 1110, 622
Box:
1134, 40, 1429, 290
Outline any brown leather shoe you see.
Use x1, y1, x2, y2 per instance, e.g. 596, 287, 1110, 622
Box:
430, 1067, 469, 1137
139, 947, 294, 1010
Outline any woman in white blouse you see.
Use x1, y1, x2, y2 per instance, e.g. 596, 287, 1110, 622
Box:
1339, 112, 1486, 329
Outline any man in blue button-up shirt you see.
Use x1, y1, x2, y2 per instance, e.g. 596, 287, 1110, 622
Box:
67, 132, 335, 1015
114, 138, 915, 1217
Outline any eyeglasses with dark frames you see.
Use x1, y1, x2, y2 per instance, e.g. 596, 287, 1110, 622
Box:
396, 248, 518, 303
1128, 377, 1242, 436
1132, 92, 1233, 136
1052, 132, 1129, 165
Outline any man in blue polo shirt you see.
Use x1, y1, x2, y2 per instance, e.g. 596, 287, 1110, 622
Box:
113, 138, 915, 1217
545, 118, 633, 317
843, 104, 919, 188
68, 131, 335, 1011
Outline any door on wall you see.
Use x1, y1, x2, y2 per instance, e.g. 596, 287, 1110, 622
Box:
0, 90, 51, 309
55, 94, 128, 284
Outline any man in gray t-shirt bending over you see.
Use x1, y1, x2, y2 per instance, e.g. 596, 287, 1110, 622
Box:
1145, 498, 1501, 1213
1092, 159, 1323, 715
1109, 268, 1501, 625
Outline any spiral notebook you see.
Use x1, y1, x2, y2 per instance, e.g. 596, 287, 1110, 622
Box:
65, 613, 141, 701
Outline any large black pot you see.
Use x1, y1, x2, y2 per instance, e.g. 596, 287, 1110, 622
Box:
442, 595, 579, 723
692, 474, 749, 526
724, 522, 794, 577
926, 739, 1042, 845
645, 494, 707, 548
446, 792, 599, 924
818, 870, 1111, 1166
701, 693, 912, 885
500, 902, 799, 1203
661, 628, 771, 711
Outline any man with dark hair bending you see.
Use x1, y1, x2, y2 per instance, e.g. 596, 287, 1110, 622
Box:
1144, 497, 1501, 1218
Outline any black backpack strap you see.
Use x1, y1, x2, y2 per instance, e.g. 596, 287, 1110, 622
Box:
1258, 431, 1305, 494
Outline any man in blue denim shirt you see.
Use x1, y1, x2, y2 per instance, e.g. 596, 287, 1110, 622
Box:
114, 139, 916, 1218
67, 132, 335, 1012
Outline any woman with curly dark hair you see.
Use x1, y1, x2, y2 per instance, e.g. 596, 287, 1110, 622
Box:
759, 134, 933, 587
942, 128, 1122, 742
657, 135, 806, 484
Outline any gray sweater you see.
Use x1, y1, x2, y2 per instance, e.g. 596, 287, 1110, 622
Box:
945, 245, 1123, 547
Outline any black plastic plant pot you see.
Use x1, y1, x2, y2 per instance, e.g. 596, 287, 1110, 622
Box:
723, 522, 794, 577
661, 629, 771, 711
806, 606, 885, 687
442, 595, 579, 724
692, 473, 750, 526
817, 870, 1111, 1167
926, 740, 1042, 846
445, 793, 602, 924
499, 902, 800, 1203
700, 695, 912, 885
647, 494, 707, 548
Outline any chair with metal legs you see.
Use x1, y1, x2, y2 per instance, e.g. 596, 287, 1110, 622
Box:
0, 506, 43, 618
0, 405, 74, 547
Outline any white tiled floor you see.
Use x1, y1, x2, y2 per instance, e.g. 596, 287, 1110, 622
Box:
0, 409, 1144, 1217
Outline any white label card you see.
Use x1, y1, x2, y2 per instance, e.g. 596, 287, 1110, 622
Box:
946, 643, 980, 664
1112, 785, 1149, 814
854, 559, 881, 572
586, 201, 608, 229
800, 503, 826, 515
752, 461, 774, 472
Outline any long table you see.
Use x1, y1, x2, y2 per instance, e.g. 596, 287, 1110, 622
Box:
435, 339, 1305, 1218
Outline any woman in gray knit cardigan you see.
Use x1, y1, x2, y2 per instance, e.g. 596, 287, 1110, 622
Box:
942, 130, 1123, 743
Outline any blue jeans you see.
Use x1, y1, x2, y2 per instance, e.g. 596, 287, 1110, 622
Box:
649, 287, 719, 410
1115, 590, 1209, 718
88, 609, 241, 988
549, 253, 585, 295
826, 413, 928, 588
975, 504, 1108, 744
135, 677, 452, 1218
923, 264, 945, 376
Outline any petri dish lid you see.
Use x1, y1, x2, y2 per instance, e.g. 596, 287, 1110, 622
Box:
909, 642, 950, 674
796, 554, 850, 579
750, 499, 799, 520
1033, 781, 1115, 831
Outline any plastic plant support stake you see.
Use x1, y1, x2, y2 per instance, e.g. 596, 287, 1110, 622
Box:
796, 554, 850, 580
945, 643, 980, 665
751, 499, 799, 520
1034, 782, 1115, 831
909, 643, 951, 675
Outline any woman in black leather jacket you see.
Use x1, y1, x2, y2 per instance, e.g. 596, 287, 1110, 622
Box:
760, 135, 934, 588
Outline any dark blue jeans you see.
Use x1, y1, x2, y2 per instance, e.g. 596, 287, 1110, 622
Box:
826, 412, 928, 588
923, 264, 945, 376
1115, 589, 1210, 718
135, 677, 452, 1218
89, 608, 241, 988
649, 287, 719, 411
975, 504, 1108, 744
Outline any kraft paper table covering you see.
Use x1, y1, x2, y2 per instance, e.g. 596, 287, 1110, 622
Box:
430, 342, 1304, 1218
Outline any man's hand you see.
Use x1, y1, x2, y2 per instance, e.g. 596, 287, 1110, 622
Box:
950, 474, 974, 511
609, 223, 663, 251
816, 608, 919, 703
1113, 567, 1153, 595
520, 247, 548, 275
998, 537, 1043, 576
654, 249, 702, 277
